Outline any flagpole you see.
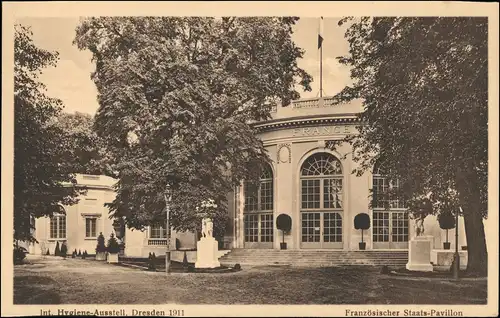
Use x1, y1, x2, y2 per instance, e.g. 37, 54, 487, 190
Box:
318, 17, 324, 98
320, 41, 323, 98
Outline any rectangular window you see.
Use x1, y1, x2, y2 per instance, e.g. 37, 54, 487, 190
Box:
373, 211, 389, 242
244, 214, 259, 242
49, 215, 66, 239
301, 179, 321, 209
373, 177, 389, 209
150, 224, 168, 239
260, 180, 273, 211
324, 178, 343, 209
244, 182, 259, 212
85, 218, 97, 238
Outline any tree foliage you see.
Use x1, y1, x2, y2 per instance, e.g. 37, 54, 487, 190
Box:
354, 213, 370, 230
74, 17, 312, 233
54, 112, 109, 175
276, 214, 292, 233
14, 25, 84, 242
332, 17, 487, 274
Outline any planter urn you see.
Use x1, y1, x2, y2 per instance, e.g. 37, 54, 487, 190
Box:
359, 242, 366, 250
280, 242, 287, 250
107, 253, 119, 263
443, 242, 451, 250
96, 251, 106, 261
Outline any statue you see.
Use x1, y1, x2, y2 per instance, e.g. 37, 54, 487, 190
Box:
201, 218, 213, 238
415, 217, 425, 237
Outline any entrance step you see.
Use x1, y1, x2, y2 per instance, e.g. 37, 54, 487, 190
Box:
219, 249, 408, 267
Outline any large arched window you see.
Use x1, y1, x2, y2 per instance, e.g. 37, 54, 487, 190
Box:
243, 164, 274, 248
372, 162, 409, 249
300, 153, 343, 249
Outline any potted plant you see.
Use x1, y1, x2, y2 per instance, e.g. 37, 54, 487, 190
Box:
95, 232, 107, 261
354, 213, 370, 250
438, 212, 455, 250
106, 233, 120, 263
276, 214, 292, 250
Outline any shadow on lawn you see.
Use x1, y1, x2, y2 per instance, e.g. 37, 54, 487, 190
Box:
14, 276, 61, 304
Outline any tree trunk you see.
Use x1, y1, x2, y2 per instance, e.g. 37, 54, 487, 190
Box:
462, 210, 487, 275
456, 169, 488, 276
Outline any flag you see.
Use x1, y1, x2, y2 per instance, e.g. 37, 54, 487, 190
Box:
318, 16, 324, 49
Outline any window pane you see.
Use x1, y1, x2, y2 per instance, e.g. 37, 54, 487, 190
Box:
260, 180, 273, 211
244, 182, 259, 212
86, 218, 97, 238
301, 179, 320, 209
50, 217, 58, 239
324, 178, 343, 209
58, 216, 66, 238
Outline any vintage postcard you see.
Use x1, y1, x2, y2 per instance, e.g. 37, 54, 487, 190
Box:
2, 1, 498, 317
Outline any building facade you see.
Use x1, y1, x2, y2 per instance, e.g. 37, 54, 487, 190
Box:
225, 97, 468, 252
32, 97, 468, 258
32, 174, 197, 257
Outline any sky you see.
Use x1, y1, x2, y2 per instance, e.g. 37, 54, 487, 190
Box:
17, 17, 353, 115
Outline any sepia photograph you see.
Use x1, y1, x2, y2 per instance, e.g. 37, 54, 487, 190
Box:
2, 1, 498, 317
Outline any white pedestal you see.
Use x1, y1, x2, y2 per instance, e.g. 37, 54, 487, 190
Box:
107, 253, 119, 263
431, 250, 468, 267
195, 237, 220, 269
406, 236, 433, 272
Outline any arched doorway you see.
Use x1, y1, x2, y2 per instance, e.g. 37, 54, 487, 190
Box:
299, 153, 343, 249
243, 164, 274, 249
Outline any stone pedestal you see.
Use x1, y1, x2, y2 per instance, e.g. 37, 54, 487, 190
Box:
107, 253, 119, 263
431, 250, 468, 267
195, 237, 220, 269
406, 236, 433, 272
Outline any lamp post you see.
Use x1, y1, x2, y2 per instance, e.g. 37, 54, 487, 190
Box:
164, 192, 171, 274
453, 206, 462, 280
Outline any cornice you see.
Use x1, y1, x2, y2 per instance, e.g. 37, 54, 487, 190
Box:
253, 114, 362, 132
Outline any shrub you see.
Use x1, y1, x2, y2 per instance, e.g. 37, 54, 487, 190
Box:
71, 251, 76, 258
187, 265, 195, 272
175, 238, 181, 250
95, 232, 107, 253
276, 214, 292, 246
82, 251, 86, 259
354, 213, 371, 243
46, 249, 50, 256
234, 263, 241, 270
78, 249, 81, 256
14, 245, 28, 265
147, 252, 157, 271
60, 242, 68, 258
438, 212, 456, 244
107, 233, 121, 254
182, 251, 189, 269
54, 241, 61, 256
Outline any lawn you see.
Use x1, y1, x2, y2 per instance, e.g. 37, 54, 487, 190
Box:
14, 256, 487, 304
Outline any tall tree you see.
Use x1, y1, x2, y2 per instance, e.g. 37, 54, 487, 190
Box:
14, 25, 84, 242
55, 112, 109, 176
74, 17, 312, 233
332, 17, 488, 275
